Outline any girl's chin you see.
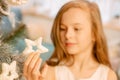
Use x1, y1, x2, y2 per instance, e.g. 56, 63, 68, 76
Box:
67, 50, 78, 55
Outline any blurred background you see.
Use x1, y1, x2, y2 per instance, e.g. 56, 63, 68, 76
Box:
0, 0, 120, 79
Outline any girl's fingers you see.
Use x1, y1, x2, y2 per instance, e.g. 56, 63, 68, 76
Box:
41, 63, 48, 78
28, 52, 40, 73
23, 51, 46, 80
23, 52, 35, 76
33, 58, 42, 72
32, 58, 42, 80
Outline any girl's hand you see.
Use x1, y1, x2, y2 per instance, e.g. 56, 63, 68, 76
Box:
23, 52, 48, 80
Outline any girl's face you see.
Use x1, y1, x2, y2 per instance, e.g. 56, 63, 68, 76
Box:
60, 8, 94, 55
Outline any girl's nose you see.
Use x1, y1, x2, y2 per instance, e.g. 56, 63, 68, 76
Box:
65, 28, 74, 39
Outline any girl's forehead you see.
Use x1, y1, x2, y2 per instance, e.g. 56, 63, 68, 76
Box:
62, 8, 90, 19
61, 8, 91, 25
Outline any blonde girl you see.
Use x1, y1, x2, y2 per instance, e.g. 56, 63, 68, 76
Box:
23, 1, 117, 80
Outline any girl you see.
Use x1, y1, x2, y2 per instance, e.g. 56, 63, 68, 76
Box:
23, 0, 117, 80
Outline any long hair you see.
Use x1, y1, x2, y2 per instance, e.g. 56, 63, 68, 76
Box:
47, 0, 111, 67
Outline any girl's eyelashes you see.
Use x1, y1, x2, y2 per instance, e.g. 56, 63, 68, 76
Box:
60, 25, 66, 31
74, 27, 82, 31
60, 27, 81, 31
74, 28, 79, 31
60, 27, 66, 31
60, 24, 82, 31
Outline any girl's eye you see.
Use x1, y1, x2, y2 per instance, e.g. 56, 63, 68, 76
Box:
74, 28, 80, 31
60, 27, 66, 31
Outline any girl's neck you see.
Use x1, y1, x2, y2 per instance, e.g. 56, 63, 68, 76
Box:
73, 53, 98, 71
67, 46, 99, 71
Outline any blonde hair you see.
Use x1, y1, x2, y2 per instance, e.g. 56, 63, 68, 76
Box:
47, 0, 111, 67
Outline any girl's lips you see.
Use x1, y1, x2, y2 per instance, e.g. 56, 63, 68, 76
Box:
65, 43, 75, 46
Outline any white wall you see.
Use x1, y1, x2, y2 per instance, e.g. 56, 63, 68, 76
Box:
89, 0, 120, 23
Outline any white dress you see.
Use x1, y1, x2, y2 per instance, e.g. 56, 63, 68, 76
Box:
55, 64, 109, 80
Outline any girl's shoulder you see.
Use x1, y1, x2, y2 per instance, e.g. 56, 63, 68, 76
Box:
100, 64, 117, 80
107, 68, 117, 80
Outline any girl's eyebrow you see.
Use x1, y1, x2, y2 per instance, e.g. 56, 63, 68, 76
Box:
73, 23, 81, 26
61, 23, 81, 25
60, 23, 67, 27
60, 23, 82, 27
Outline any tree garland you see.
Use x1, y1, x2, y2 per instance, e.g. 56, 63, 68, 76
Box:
0, 0, 28, 79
